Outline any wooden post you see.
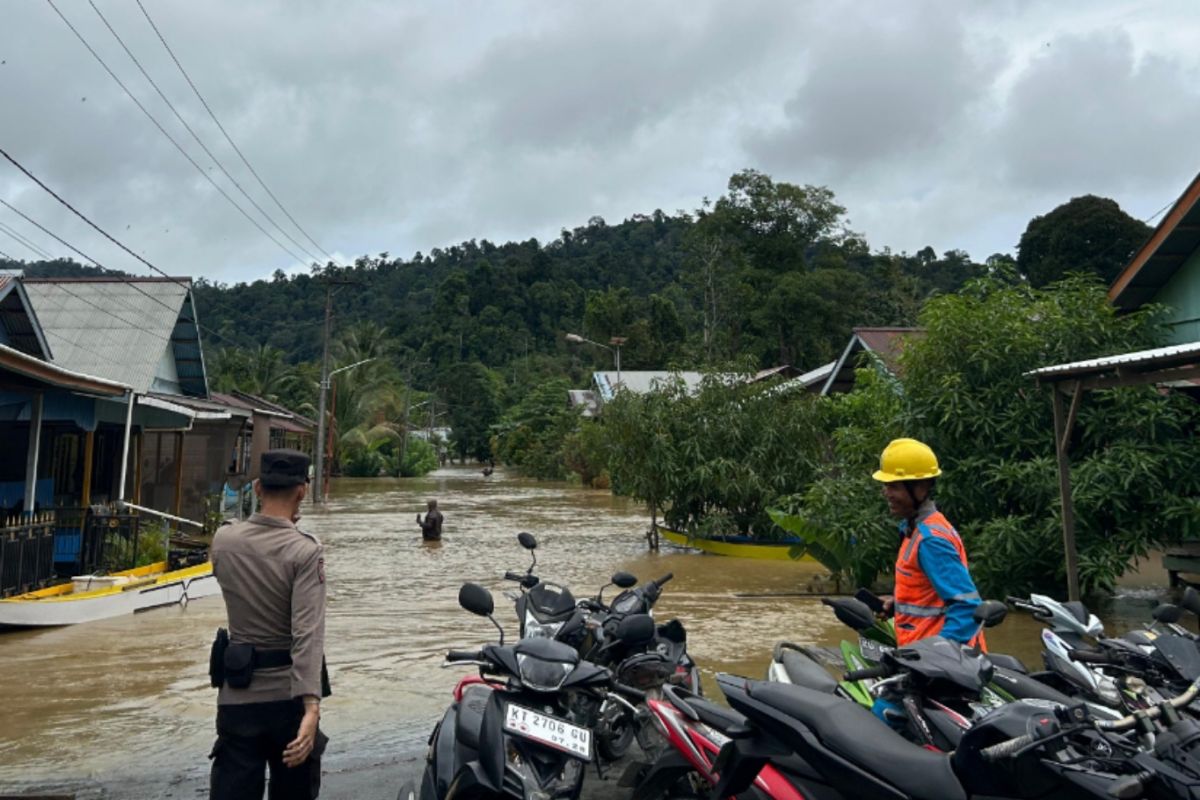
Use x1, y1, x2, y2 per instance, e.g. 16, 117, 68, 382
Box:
1051, 383, 1082, 601
172, 432, 185, 521
81, 430, 95, 507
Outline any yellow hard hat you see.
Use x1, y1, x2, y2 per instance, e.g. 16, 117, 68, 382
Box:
872, 438, 942, 482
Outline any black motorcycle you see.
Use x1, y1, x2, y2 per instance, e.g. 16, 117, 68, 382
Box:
501, 532, 699, 760
710, 671, 1200, 800
401, 582, 645, 800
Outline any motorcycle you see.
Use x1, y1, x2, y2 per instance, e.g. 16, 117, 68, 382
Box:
499, 531, 699, 760
772, 593, 1105, 725
401, 581, 645, 800
1007, 593, 1200, 713
709, 671, 1200, 800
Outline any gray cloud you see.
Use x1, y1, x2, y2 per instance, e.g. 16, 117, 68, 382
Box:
748, 3, 1000, 170
0, 1, 1198, 281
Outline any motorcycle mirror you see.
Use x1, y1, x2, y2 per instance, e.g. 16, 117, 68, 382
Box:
973, 600, 1009, 629
821, 597, 876, 631
458, 582, 495, 617
1182, 586, 1200, 617
612, 571, 637, 589
1152, 603, 1184, 624
616, 613, 656, 644
517, 532, 537, 550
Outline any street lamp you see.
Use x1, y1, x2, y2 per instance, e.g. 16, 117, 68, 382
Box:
313, 357, 376, 505
565, 333, 624, 393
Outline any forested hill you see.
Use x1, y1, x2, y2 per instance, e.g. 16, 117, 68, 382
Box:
3, 171, 1149, 382
187, 170, 992, 373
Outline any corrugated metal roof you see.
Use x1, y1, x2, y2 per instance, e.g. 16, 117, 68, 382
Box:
593, 371, 709, 402
1026, 341, 1200, 380
23, 278, 207, 396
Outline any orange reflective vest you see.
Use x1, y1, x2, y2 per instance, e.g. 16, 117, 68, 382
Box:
894, 510, 986, 650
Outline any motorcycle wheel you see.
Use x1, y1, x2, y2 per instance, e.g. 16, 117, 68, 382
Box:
396, 780, 417, 800
597, 708, 636, 761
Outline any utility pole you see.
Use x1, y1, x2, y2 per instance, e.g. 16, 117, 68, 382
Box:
312, 278, 356, 505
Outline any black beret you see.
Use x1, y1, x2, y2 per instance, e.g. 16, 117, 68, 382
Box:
260, 448, 311, 488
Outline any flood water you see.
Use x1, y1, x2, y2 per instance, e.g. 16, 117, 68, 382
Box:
0, 467, 1174, 789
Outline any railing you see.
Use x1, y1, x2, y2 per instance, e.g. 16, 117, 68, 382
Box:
0, 513, 56, 597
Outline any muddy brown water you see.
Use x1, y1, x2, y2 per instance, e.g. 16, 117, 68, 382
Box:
0, 467, 1173, 788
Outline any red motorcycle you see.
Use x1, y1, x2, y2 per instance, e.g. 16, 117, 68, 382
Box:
622, 682, 823, 800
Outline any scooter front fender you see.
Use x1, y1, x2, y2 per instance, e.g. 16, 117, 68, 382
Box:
445, 760, 501, 800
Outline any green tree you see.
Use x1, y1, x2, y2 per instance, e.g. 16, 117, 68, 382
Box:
1017, 195, 1152, 288
439, 362, 501, 461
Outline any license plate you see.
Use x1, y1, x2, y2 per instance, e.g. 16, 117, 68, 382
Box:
503, 702, 592, 760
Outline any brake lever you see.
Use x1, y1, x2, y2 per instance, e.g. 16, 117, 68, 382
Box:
868, 674, 907, 696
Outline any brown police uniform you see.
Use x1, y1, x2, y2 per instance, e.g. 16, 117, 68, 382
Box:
209, 449, 329, 799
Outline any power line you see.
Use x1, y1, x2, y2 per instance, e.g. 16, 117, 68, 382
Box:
135, 0, 338, 266
0, 195, 269, 354
44, 0, 311, 267
88, 0, 324, 266
0, 219, 53, 260
0, 161, 325, 360
0, 247, 14, 261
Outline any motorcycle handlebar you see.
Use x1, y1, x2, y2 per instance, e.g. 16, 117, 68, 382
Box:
611, 681, 647, 701
981, 732, 1035, 762
446, 649, 484, 662
1096, 676, 1200, 731
982, 676, 1200, 759
844, 665, 890, 682
1068, 649, 1118, 665
504, 571, 525, 582
653, 573, 675, 588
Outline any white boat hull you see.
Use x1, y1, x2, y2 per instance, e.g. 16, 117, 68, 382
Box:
0, 564, 220, 628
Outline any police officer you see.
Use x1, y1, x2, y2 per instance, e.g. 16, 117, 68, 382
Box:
210, 449, 329, 799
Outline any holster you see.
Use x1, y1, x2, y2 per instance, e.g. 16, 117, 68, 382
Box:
223, 642, 256, 689
209, 627, 229, 688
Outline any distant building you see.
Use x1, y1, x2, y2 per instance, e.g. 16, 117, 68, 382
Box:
821, 326, 923, 395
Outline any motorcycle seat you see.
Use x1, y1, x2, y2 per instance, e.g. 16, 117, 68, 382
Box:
747, 681, 966, 800
778, 649, 838, 693
665, 686, 747, 731
455, 684, 491, 752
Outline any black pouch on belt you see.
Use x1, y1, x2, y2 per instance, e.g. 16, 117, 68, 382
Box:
209, 627, 229, 688
223, 642, 256, 689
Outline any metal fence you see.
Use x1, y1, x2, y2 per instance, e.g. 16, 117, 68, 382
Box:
0, 514, 56, 597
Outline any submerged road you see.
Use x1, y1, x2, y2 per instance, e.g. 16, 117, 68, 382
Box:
0, 466, 1168, 798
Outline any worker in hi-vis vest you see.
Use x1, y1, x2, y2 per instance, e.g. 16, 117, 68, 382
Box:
873, 438, 986, 651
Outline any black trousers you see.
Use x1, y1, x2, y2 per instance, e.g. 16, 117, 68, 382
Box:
210, 700, 328, 800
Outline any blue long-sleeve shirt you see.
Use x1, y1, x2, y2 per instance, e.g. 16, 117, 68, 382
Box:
901, 502, 982, 644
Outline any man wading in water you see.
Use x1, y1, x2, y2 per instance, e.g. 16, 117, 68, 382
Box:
417, 499, 443, 541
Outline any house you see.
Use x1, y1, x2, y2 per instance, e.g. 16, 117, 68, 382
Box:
1110, 171, 1200, 345
821, 326, 923, 395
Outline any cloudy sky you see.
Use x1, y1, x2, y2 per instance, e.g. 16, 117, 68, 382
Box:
1, 1, 1198, 283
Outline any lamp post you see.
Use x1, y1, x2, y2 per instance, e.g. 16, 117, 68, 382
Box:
565, 333, 624, 393
312, 356, 375, 505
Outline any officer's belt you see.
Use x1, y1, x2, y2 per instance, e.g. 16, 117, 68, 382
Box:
253, 648, 293, 669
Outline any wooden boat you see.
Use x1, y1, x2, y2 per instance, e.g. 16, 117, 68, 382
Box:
659, 528, 816, 562
0, 560, 219, 628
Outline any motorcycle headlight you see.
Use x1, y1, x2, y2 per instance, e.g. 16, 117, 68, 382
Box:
517, 653, 574, 692
524, 612, 565, 640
